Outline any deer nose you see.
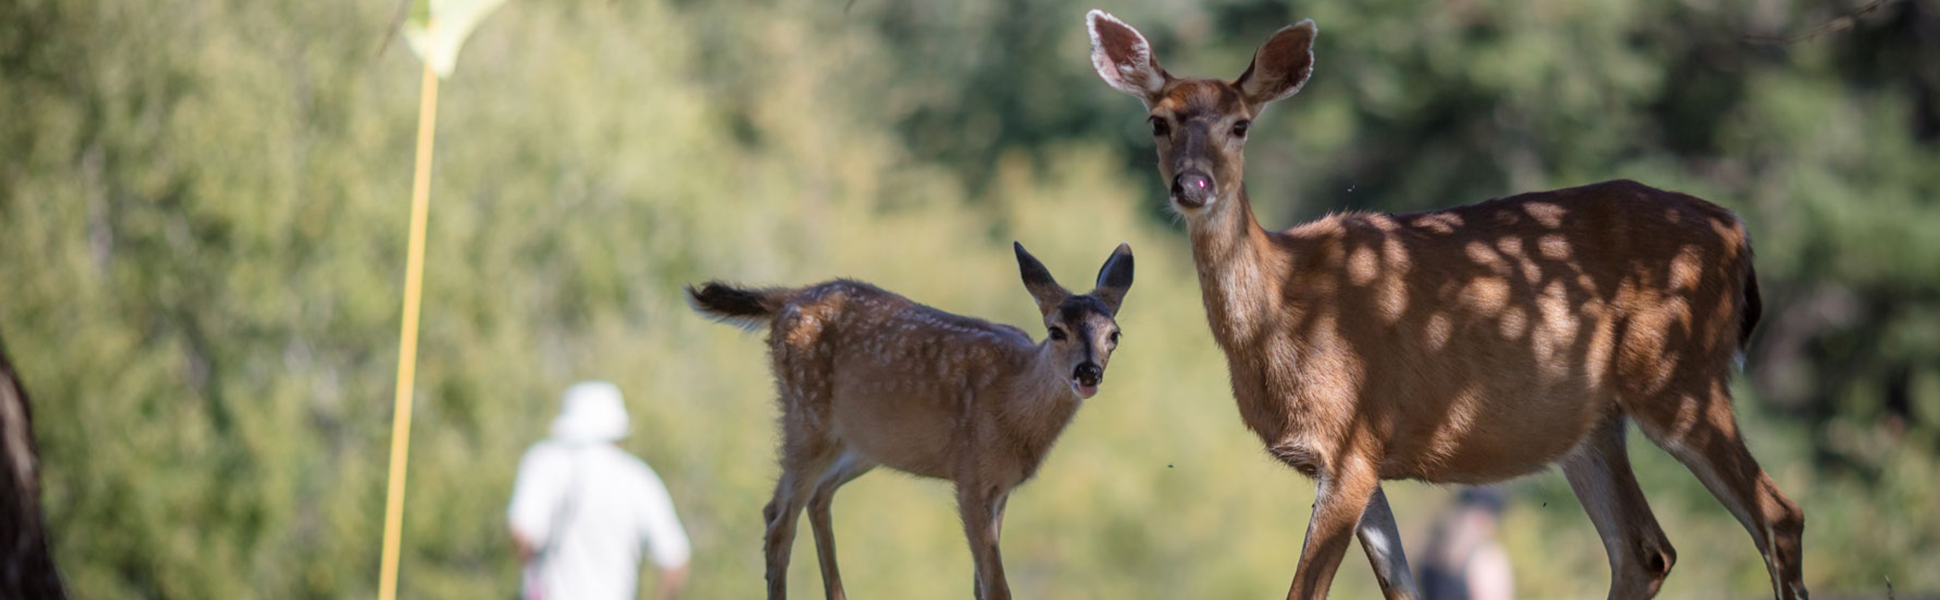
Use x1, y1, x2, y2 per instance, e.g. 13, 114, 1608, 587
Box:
1073, 363, 1103, 387
1171, 171, 1215, 208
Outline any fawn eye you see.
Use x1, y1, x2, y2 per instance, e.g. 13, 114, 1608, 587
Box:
1108, 331, 1121, 345
1231, 119, 1251, 138
1149, 116, 1171, 137
1048, 327, 1068, 341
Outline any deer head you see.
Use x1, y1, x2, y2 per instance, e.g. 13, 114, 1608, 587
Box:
1013, 241, 1134, 399
1087, 9, 1316, 213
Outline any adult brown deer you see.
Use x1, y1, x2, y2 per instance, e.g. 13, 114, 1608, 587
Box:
1085, 9, 1804, 600
687, 242, 1135, 600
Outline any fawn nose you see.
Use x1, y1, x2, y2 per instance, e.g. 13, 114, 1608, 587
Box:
1073, 363, 1103, 387
1171, 171, 1215, 208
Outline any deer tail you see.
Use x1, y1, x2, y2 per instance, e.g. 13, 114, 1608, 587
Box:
685, 281, 790, 332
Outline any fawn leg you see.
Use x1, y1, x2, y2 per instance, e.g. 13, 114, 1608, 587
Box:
764, 470, 817, 600
766, 424, 842, 600
957, 482, 1011, 600
806, 451, 876, 600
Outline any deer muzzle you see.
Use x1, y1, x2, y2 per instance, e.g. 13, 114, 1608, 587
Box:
1171, 170, 1216, 209
1072, 362, 1103, 398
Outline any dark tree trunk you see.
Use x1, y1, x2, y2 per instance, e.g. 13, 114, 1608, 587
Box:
0, 334, 66, 599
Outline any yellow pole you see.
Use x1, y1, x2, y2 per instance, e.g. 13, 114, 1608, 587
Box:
378, 59, 440, 600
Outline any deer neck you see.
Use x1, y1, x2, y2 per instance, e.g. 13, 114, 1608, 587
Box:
1186, 186, 1283, 351
994, 343, 1086, 468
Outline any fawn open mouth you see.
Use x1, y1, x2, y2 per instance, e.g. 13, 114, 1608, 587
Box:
1072, 377, 1100, 399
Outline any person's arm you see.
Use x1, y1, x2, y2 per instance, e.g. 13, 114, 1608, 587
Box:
511, 530, 537, 563
507, 447, 565, 564
636, 464, 692, 600
652, 562, 688, 600
1466, 544, 1515, 600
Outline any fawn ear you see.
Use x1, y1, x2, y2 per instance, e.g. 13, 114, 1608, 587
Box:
1233, 20, 1317, 106
1014, 241, 1069, 315
1091, 242, 1135, 315
1087, 10, 1168, 102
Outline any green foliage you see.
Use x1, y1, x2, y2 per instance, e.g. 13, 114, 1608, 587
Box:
1, 0, 1934, 598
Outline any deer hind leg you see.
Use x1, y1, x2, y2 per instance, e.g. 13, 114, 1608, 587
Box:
1630, 385, 1807, 600
763, 469, 814, 600
1562, 415, 1677, 600
1356, 486, 1420, 600
765, 417, 842, 600
806, 450, 876, 600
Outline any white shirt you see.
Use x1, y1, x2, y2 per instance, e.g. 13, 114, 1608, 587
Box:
508, 441, 691, 600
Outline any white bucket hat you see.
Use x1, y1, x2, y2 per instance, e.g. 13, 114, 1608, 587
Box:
550, 380, 631, 443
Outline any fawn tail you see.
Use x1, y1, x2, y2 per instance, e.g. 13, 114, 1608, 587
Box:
686, 281, 791, 332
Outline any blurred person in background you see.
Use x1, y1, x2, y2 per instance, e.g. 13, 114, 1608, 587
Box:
509, 380, 691, 600
1417, 487, 1514, 600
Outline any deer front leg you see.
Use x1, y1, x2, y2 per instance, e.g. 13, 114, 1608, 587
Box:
1287, 457, 1381, 600
956, 482, 1011, 600
1357, 486, 1420, 600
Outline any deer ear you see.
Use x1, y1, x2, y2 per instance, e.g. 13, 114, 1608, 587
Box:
1091, 242, 1135, 315
1087, 10, 1168, 102
1234, 20, 1317, 106
1014, 241, 1069, 315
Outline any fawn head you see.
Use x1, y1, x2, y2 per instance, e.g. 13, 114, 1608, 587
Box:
1086, 9, 1316, 214
1013, 242, 1135, 399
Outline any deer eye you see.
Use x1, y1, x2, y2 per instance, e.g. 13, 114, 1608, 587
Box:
1231, 119, 1251, 138
1108, 331, 1121, 345
1149, 116, 1171, 137
1048, 326, 1068, 341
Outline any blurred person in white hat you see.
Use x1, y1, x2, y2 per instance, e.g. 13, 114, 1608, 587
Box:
508, 380, 691, 600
